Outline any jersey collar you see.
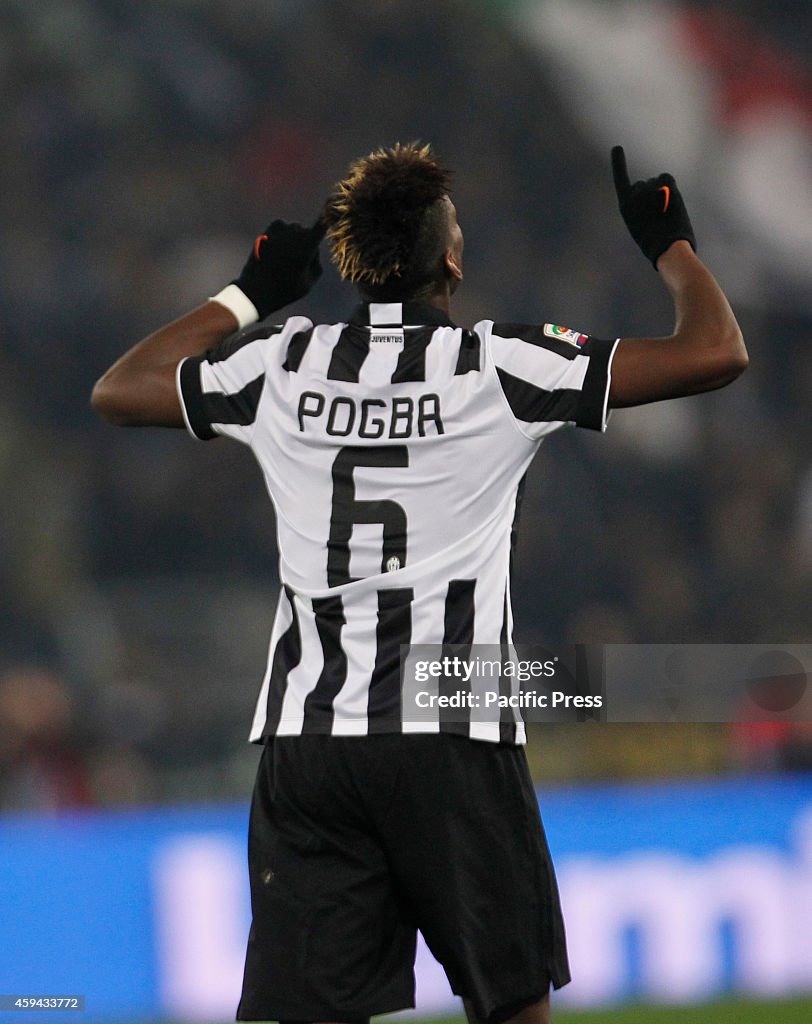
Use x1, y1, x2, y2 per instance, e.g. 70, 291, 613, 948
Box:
349, 301, 457, 328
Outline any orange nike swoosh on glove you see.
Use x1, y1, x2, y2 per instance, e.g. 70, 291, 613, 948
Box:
253, 234, 268, 259
659, 186, 671, 212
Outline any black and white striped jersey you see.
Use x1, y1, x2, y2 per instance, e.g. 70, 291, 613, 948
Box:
177, 301, 618, 744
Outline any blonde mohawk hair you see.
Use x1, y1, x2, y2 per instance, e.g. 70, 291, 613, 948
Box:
324, 142, 452, 294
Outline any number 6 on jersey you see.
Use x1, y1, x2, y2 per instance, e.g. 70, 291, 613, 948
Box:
327, 445, 409, 587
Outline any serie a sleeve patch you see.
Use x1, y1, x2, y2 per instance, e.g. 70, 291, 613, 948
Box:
543, 323, 588, 347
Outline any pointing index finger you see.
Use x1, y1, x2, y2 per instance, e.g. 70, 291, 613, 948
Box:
611, 145, 631, 194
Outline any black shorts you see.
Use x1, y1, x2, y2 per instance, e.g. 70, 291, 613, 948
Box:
237, 733, 570, 1023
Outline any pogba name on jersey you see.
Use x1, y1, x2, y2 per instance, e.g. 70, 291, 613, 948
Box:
297, 390, 445, 438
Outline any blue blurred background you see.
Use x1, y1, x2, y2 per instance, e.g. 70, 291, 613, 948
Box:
1, 0, 811, 1019
2, 776, 812, 1020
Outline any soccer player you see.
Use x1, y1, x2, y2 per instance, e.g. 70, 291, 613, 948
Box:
91, 143, 747, 1024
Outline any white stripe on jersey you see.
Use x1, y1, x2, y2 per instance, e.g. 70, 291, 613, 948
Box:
179, 301, 617, 744
369, 302, 403, 325
488, 331, 589, 395
248, 585, 292, 739
271, 594, 323, 737
300, 322, 343, 378
357, 339, 403, 387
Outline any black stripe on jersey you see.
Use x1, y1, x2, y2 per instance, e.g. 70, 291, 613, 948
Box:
440, 579, 476, 733
201, 374, 265, 429
391, 329, 433, 383
443, 579, 476, 645
454, 329, 481, 375
492, 323, 579, 361
510, 474, 527, 563
262, 586, 302, 738
326, 326, 370, 382
498, 588, 516, 744
206, 323, 284, 363
575, 337, 616, 430
178, 357, 217, 439
302, 595, 347, 732
367, 588, 414, 733
281, 328, 314, 372
496, 367, 581, 425
179, 357, 265, 439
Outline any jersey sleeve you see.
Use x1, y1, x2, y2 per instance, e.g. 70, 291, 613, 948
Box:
487, 322, 619, 438
176, 325, 279, 443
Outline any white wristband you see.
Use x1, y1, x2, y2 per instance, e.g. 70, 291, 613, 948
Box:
209, 284, 259, 330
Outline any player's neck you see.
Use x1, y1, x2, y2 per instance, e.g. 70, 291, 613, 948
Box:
425, 291, 452, 316
361, 284, 453, 317
420, 277, 455, 316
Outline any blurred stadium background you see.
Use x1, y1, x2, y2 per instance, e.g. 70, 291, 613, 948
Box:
1, 0, 810, 1020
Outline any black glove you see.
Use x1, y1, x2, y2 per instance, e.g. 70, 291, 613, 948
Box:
611, 146, 696, 269
233, 218, 325, 317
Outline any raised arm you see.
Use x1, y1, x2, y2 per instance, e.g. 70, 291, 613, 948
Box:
91, 218, 325, 427
607, 147, 748, 408
91, 301, 239, 427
